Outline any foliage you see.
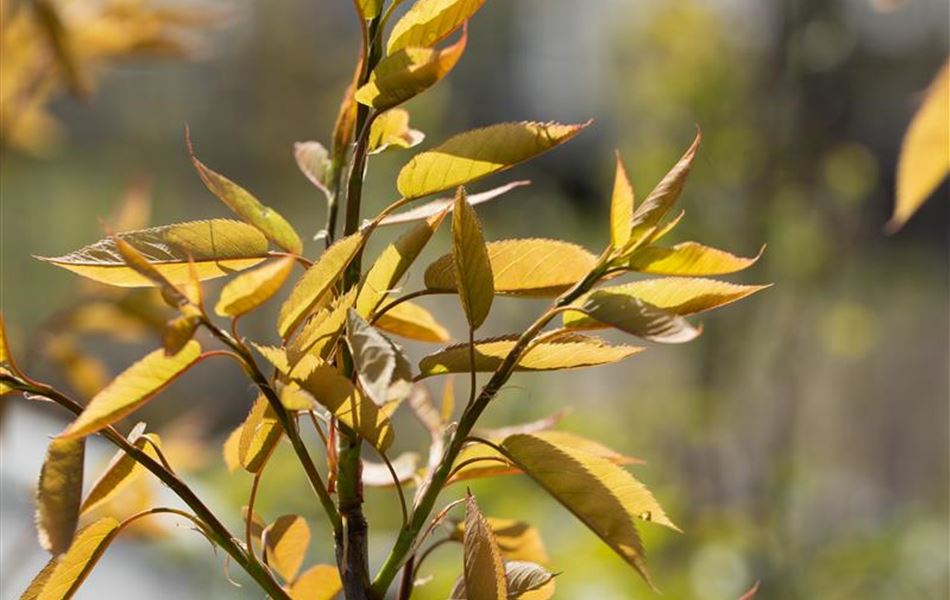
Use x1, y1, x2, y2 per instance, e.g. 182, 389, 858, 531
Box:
1, 2, 768, 599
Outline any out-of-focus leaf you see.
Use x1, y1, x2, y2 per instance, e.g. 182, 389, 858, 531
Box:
501, 433, 679, 587
474, 410, 568, 440
368, 109, 425, 154
425, 239, 597, 297
889, 61, 950, 231
294, 141, 331, 198
375, 301, 451, 343
397, 122, 588, 199
574, 292, 702, 344
189, 134, 302, 254
462, 493, 508, 600
289, 564, 342, 600
297, 365, 394, 450
738, 581, 761, 600
622, 242, 764, 276
81, 427, 161, 516
110, 176, 152, 233
610, 152, 635, 249
66, 303, 153, 343
61, 341, 202, 439
377, 181, 530, 227
38, 220, 268, 288
222, 426, 242, 473
238, 395, 283, 473
32, 0, 89, 96
1, 313, 21, 377
363, 452, 420, 487
36, 436, 85, 555
287, 289, 358, 370
278, 233, 364, 337
355, 28, 467, 110
215, 256, 295, 317
451, 188, 493, 329
357, 212, 447, 318
347, 310, 413, 406
162, 314, 199, 356
26, 517, 120, 600
44, 336, 110, 399
387, 0, 484, 53
450, 518, 550, 564
418, 334, 642, 377
263, 515, 310, 582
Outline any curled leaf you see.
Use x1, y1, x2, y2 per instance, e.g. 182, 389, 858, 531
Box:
378, 181, 530, 227
575, 292, 702, 344
294, 140, 331, 198
368, 109, 425, 154
347, 310, 413, 406
451, 187, 494, 329
36, 437, 85, 555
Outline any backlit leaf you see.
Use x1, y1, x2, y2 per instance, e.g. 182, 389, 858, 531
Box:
294, 141, 331, 198
347, 310, 413, 406
503, 562, 555, 598
450, 518, 550, 564
397, 121, 589, 199
418, 334, 642, 377
239, 395, 283, 473
29, 517, 121, 600
38, 220, 269, 288
425, 239, 597, 297
502, 433, 679, 586
60, 341, 202, 439
81, 428, 161, 516
222, 426, 241, 473
451, 188, 494, 329
44, 336, 110, 400
388, 0, 484, 53
574, 292, 702, 344
162, 314, 199, 356
297, 365, 394, 450
355, 0, 383, 20
622, 242, 763, 276
278, 233, 364, 337
189, 134, 302, 253
286, 289, 358, 370
375, 301, 451, 342
610, 152, 635, 249
355, 28, 466, 111
36, 437, 85, 555
463, 493, 508, 600
290, 564, 342, 600
363, 452, 420, 487
263, 515, 310, 582
890, 61, 950, 231
377, 181, 530, 227
368, 109, 425, 154
215, 256, 295, 317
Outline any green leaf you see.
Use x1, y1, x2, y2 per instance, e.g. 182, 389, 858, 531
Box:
622, 242, 764, 276
355, 29, 467, 111
610, 152, 635, 249
462, 493, 508, 600
451, 187, 494, 329
425, 238, 597, 297
28, 517, 121, 600
573, 291, 702, 344
418, 334, 642, 377
38, 220, 269, 288
387, 0, 485, 53
346, 309, 413, 406
239, 394, 283, 473
277, 232, 364, 337
286, 289, 358, 371
501, 433, 679, 587
378, 181, 530, 227
81, 425, 161, 516
290, 565, 342, 600
375, 300, 451, 343
36, 437, 85, 555
368, 109, 425, 154
60, 341, 202, 439
188, 133, 302, 254
397, 121, 589, 199
263, 515, 310, 582
214, 256, 295, 317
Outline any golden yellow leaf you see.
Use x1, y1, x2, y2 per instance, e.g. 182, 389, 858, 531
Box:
418, 334, 643, 377
287, 289, 358, 369
502, 433, 679, 587
425, 238, 597, 297
397, 121, 589, 199
31, 517, 121, 600
19, 554, 58, 600
517, 580, 556, 600
278, 232, 364, 337
610, 152, 635, 249
451, 188, 494, 329
36, 436, 85, 555
222, 425, 242, 473
44, 335, 110, 399
290, 564, 342, 600
623, 242, 764, 276
355, 0, 383, 19
375, 300, 451, 343
215, 256, 295, 317
368, 109, 425, 154
378, 181, 530, 227
81, 430, 161, 516
263, 515, 311, 582
189, 133, 302, 253
462, 493, 508, 600
38, 220, 269, 288
278, 380, 318, 412
162, 314, 199, 357
573, 292, 702, 344
451, 518, 550, 565
66, 302, 153, 343
357, 212, 447, 318
387, 0, 484, 53
60, 341, 202, 439
238, 395, 283, 473
890, 61, 950, 231
355, 28, 466, 110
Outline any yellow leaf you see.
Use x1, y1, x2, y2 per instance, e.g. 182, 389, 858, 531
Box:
368, 109, 425, 154
238, 395, 283, 473
450, 517, 550, 564
355, 0, 383, 19
425, 238, 597, 297
0, 312, 21, 378
31, 517, 121, 600
278, 380, 318, 412
110, 231, 190, 308
278, 232, 364, 337
81, 429, 161, 516
418, 334, 643, 377
357, 212, 447, 318
189, 133, 302, 253
290, 564, 342, 600
38, 220, 269, 288
294, 141, 331, 197
572, 292, 702, 344
610, 152, 635, 249
387, 0, 484, 53
378, 181, 530, 227
623, 242, 764, 276
162, 314, 199, 357
363, 452, 420, 487
397, 121, 589, 199
222, 425, 242, 473
287, 289, 358, 369
19, 555, 58, 600
502, 433, 679, 587
36, 437, 85, 555
355, 28, 467, 111
60, 341, 202, 439
296, 365, 394, 451
451, 188, 494, 329
215, 256, 295, 317
375, 300, 450, 343
263, 515, 310, 582
44, 336, 110, 399
462, 493, 508, 600
66, 302, 153, 343
516, 580, 556, 600
448, 561, 555, 600
889, 61, 950, 231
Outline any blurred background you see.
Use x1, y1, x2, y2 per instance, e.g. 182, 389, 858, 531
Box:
1, 0, 948, 598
